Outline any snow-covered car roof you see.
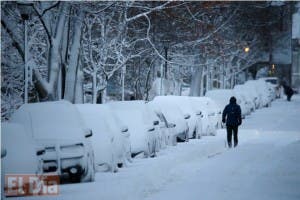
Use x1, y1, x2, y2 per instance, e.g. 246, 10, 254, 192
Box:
107, 100, 155, 150
151, 96, 186, 118
188, 97, 220, 113
205, 89, 234, 109
108, 100, 156, 125
10, 101, 88, 140
76, 104, 124, 133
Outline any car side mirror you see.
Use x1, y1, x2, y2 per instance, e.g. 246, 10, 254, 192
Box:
168, 123, 176, 128
1, 148, 7, 158
153, 120, 159, 126
121, 126, 128, 133
196, 110, 202, 116
148, 127, 155, 132
85, 129, 93, 138
36, 148, 45, 156
184, 114, 191, 119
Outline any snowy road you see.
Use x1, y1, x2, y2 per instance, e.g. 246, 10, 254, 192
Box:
12, 95, 300, 200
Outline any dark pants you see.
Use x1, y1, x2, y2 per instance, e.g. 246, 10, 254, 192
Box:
226, 125, 238, 147
287, 94, 292, 101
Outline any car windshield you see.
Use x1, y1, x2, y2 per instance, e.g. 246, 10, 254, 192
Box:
265, 79, 277, 84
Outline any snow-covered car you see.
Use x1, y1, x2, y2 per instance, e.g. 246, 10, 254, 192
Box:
259, 77, 281, 98
233, 90, 251, 117
10, 101, 95, 183
244, 80, 271, 108
205, 89, 234, 111
265, 82, 277, 101
76, 104, 131, 172
1, 123, 44, 196
233, 84, 256, 113
205, 97, 223, 128
188, 97, 217, 136
239, 81, 261, 109
152, 96, 201, 139
108, 101, 159, 158
151, 96, 190, 142
258, 80, 274, 105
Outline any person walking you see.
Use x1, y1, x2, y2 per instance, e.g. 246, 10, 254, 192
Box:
222, 96, 242, 148
282, 84, 294, 101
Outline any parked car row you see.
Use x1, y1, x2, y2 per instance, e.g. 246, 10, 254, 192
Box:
205, 78, 278, 120
1, 78, 278, 195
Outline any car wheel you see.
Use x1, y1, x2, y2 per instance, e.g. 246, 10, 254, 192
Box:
80, 153, 95, 182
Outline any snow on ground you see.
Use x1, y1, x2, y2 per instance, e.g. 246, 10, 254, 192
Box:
11, 95, 300, 200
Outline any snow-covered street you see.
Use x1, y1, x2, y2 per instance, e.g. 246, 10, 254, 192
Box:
2, 1, 300, 200
12, 95, 300, 200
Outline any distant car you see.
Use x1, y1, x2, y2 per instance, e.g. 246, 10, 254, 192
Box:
206, 89, 253, 121
151, 96, 190, 142
259, 77, 279, 99
10, 101, 95, 183
1, 123, 44, 196
244, 80, 271, 108
259, 77, 278, 85
76, 104, 131, 172
108, 101, 159, 158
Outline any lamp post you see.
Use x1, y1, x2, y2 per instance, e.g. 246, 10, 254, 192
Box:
162, 38, 171, 79
18, 4, 31, 103
243, 46, 250, 80
121, 65, 126, 101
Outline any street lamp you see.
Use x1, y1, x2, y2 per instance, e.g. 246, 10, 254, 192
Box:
18, 3, 32, 103
244, 47, 250, 53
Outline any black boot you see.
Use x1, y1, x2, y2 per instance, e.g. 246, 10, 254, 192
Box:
228, 142, 232, 148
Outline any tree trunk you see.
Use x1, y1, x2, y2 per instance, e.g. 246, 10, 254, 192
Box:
74, 64, 84, 104
92, 72, 97, 104
189, 66, 203, 96
32, 2, 70, 101
64, 9, 84, 103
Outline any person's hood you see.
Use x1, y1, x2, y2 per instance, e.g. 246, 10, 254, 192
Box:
230, 96, 237, 104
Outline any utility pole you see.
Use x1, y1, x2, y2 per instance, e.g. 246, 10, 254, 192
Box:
19, 5, 31, 104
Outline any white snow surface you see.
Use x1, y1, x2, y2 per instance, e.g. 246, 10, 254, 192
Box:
10, 95, 300, 200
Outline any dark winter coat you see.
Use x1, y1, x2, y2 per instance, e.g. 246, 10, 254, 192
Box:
283, 85, 294, 97
222, 97, 242, 127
